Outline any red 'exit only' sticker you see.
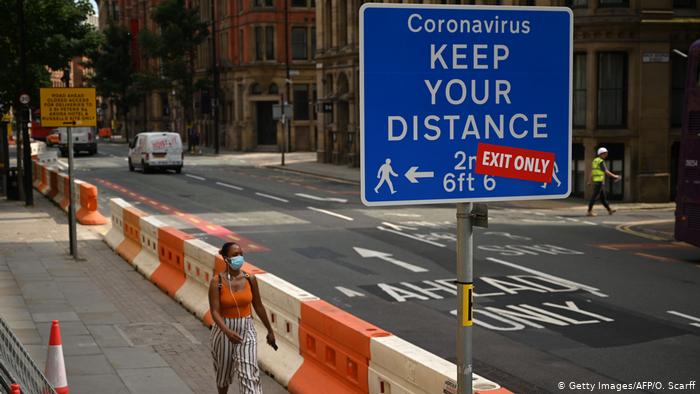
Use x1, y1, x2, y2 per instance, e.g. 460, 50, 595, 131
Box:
475, 143, 555, 183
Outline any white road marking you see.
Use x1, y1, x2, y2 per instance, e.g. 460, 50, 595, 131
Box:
533, 212, 546, 216
566, 218, 580, 222
308, 206, 353, 221
353, 247, 428, 273
256, 192, 289, 203
486, 257, 608, 298
376, 226, 447, 248
385, 213, 422, 218
335, 286, 366, 297
185, 174, 206, 181
295, 193, 348, 203
667, 310, 700, 327
582, 221, 597, 226
216, 181, 243, 191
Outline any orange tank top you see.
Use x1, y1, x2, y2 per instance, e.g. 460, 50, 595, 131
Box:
219, 274, 253, 318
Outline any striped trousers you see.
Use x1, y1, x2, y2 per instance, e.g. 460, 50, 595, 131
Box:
210, 316, 262, 393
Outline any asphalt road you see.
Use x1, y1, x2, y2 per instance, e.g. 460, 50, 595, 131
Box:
53, 142, 700, 393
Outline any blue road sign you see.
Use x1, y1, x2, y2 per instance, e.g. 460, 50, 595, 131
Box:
360, 4, 572, 206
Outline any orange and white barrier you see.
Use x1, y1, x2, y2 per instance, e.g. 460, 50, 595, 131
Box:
179, 239, 218, 322
32, 161, 107, 225
134, 214, 161, 277
104, 198, 512, 394
45, 320, 69, 394
253, 274, 318, 386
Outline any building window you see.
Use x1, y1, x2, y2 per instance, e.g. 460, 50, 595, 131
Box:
252, 0, 274, 7
673, 0, 696, 7
237, 0, 243, 13
265, 26, 275, 60
220, 31, 229, 61
337, 0, 347, 46
251, 83, 262, 95
598, 0, 628, 7
294, 85, 310, 120
671, 54, 687, 127
311, 27, 316, 58
238, 29, 244, 63
292, 0, 308, 6
292, 27, 308, 60
269, 83, 279, 95
567, 0, 587, 7
254, 26, 275, 61
573, 53, 587, 128
323, 0, 332, 48
597, 52, 627, 128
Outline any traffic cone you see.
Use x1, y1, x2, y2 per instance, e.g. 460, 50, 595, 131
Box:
10, 383, 20, 394
45, 320, 69, 394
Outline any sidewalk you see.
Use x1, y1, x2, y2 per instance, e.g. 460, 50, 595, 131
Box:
0, 194, 287, 394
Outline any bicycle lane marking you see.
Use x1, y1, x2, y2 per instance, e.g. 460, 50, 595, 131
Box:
95, 178, 269, 252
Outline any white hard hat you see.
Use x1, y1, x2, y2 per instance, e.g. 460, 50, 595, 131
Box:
597, 147, 608, 156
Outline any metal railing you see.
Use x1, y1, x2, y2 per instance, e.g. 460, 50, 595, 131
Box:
0, 317, 56, 394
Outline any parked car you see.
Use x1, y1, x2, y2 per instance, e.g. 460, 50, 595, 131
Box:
57, 127, 98, 156
46, 129, 60, 147
128, 132, 183, 174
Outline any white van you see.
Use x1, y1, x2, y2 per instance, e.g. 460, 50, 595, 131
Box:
128, 132, 183, 174
58, 127, 98, 156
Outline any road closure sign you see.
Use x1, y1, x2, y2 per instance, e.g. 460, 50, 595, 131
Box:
40, 88, 97, 127
360, 4, 572, 206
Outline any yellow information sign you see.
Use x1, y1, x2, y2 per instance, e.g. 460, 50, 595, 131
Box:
40, 88, 97, 127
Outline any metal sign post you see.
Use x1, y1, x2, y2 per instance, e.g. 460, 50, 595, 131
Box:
456, 203, 474, 393
67, 127, 77, 258
39, 87, 96, 259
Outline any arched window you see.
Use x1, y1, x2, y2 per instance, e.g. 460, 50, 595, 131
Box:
269, 83, 279, 95
250, 83, 262, 95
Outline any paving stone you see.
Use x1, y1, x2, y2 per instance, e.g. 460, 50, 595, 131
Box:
104, 347, 169, 369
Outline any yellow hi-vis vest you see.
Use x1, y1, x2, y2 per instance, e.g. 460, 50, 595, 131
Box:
592, 157, 605, 183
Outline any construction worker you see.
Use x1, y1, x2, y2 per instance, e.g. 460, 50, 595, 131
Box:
587, 147, 620, 216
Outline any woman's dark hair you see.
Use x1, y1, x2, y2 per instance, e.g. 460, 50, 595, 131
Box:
219, 242, 239, 257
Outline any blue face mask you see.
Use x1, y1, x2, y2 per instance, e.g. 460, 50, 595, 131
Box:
227, 255, 245, 270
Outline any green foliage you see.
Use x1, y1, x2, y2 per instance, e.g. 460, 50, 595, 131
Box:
0, 0, 99, 107
85, 24, 140, 115
139, 0, 209, 122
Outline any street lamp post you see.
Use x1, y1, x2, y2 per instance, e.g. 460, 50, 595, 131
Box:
210, 0, 220, 154
284, 0, 291, 153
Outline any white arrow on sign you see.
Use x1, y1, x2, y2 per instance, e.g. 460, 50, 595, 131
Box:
405, 166, 434, 183
353, 247, 428, 272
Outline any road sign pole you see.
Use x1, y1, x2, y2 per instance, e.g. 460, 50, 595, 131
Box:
456, 202, 473, 394
67, 127, 77, 258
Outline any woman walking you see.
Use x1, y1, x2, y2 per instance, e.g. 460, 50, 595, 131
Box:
209, 242, 276, 394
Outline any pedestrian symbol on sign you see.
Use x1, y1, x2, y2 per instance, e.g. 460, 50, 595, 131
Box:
374, 158, 398, 194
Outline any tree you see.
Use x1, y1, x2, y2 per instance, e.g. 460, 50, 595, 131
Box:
85, 24, 142, 141
139, 0, 209, 126
0, 0, 100, 107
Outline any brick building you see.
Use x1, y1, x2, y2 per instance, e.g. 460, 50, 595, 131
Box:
315, 0, 700, 202
99, 0, 316, 151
